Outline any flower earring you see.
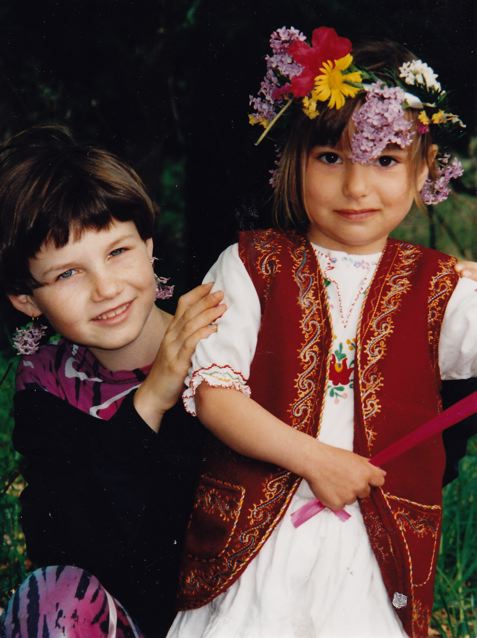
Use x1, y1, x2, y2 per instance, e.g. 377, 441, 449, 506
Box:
420, 154, 464, 206
151, 257, 175, 300
11, 318, 48, 355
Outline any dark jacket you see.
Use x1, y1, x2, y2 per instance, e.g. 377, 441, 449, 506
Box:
13, 388, 204, 637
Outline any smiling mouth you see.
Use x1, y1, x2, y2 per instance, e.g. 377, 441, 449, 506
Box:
93, 302, 131, 321
336, 209, 378, 220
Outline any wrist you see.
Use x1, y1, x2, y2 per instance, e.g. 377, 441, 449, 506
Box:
287, 431, 324, 480
133, 384, 168, 432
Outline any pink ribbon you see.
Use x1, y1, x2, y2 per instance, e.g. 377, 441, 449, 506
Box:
291, 390, 477, 529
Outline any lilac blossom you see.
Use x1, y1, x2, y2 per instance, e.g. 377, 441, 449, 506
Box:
269, 145, 282, 188
12, 322, 47, 355
155, 276, 175, 300
351, 82, 415, 164
420, 155, 464, 205
249, 27, 305, 125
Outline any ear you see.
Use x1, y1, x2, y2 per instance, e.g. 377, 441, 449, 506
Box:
7, 293, 43, 319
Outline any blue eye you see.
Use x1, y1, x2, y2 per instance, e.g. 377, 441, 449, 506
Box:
57, 268, 76, 281
110, 247, 127, 257
318, 152, 342, 165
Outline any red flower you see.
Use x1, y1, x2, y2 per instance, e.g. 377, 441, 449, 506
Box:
329, 353, 354, 386
287, 27, 352, 97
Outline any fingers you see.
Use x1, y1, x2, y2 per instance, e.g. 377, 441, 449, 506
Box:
455, 260, 477, 280
367, 463, 386, 488
175, 283, 224, 318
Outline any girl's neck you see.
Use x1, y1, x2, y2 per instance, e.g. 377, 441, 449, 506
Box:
306, 230, 388, 255
88, 304, 170, 372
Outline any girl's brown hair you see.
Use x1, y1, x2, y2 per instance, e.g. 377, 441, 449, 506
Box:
0, 125, 156, 295
272, 40, 435, 231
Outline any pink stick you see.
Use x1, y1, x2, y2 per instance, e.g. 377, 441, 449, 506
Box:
292, 390, 477, 529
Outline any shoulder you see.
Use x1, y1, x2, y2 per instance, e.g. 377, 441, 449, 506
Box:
16, 339, 69, 393
388, 238, 457, 268
238, 228, 303, 251
238, 228, 307, 274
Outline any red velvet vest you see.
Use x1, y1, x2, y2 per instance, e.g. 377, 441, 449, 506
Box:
178, 229, 458, 638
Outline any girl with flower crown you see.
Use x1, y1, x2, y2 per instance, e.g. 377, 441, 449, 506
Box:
0, 126, 226, 638
168, 28, 477, 638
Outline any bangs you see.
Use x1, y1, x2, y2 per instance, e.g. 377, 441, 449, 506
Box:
306, 96, 364, 151
0, 127, 156, 295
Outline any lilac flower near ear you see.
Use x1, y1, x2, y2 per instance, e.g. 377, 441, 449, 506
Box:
351, 82, 415, 164
12, 322, 47, 355
420, 155, 464, 205
155, 276, 175, 300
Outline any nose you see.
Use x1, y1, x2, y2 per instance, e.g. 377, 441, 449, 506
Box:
90, 268, 123, 301
342, 162, 370, 200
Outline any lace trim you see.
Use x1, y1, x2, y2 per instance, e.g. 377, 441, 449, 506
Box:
183, 364, 251, 416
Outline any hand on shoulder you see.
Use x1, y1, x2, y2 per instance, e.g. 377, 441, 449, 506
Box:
133, 283, 226, 430
455, 260, 477, 281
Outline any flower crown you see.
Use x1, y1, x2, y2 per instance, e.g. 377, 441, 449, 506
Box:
249, 26, 465, 204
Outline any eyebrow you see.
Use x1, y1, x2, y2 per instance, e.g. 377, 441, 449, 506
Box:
39, 233, 137, 278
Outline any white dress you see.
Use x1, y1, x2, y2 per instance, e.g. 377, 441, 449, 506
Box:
170, 243, 477, 638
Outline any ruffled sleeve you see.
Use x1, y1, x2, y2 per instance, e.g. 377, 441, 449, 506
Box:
183, 243, 261, 415
439, 276, 477, 380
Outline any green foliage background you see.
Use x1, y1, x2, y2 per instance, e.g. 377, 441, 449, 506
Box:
0, 1, 476, 635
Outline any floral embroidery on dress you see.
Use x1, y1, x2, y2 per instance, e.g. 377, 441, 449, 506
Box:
327, 340, 355, 402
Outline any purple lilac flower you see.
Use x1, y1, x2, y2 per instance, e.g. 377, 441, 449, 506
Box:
155, 276, 175, 300
420, 155, 464, 205
12, 323, 47, 355
351, 82, 415, 164
269, 145, 282, 188
249, 27, 305, 124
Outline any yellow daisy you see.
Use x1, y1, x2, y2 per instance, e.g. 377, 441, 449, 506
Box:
312, 54, 362, 110
431, 110, 446, 124
302, 96, 319, 119
248, 114, 269, 129
418, 110, 430, 125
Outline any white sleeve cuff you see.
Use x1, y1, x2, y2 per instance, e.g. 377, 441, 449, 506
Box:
183, 364, 251, 416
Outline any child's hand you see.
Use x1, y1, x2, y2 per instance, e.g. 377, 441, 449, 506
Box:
134, 283, 226, 429
305, 441, 386, 511
455, 260, 477, 280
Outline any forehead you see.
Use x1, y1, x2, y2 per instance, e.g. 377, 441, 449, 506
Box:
32, 220, 140, 263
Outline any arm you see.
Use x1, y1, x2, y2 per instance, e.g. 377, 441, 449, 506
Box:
14, 389, 203, 571
196, 384, 386, 511
439, 276, 477, 482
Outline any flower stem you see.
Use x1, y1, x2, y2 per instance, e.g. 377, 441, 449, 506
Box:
255, 98, 293, 146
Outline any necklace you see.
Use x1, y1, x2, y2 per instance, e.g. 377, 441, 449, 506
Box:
315, 249, 378, 329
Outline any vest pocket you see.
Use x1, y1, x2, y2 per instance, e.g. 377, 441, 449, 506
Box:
385, 493, 442, 588
186, 474, 245, 560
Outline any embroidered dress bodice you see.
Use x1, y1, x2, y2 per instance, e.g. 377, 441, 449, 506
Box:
171, 241, 477, 638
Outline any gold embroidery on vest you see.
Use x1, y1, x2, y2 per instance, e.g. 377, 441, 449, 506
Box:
195, 481, 244, 523
411, 598, 432, 637
247, 471, 291, 526
288, 241, 328, 432
359, 243, 421, 449
384, 492, 441, 635
251, 228, 282, 302
360, 506, 395, 563
427, 257, 457, 354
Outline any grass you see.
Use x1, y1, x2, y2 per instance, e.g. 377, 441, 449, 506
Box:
0, 353, 27, 615
431, 438, 477, 637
